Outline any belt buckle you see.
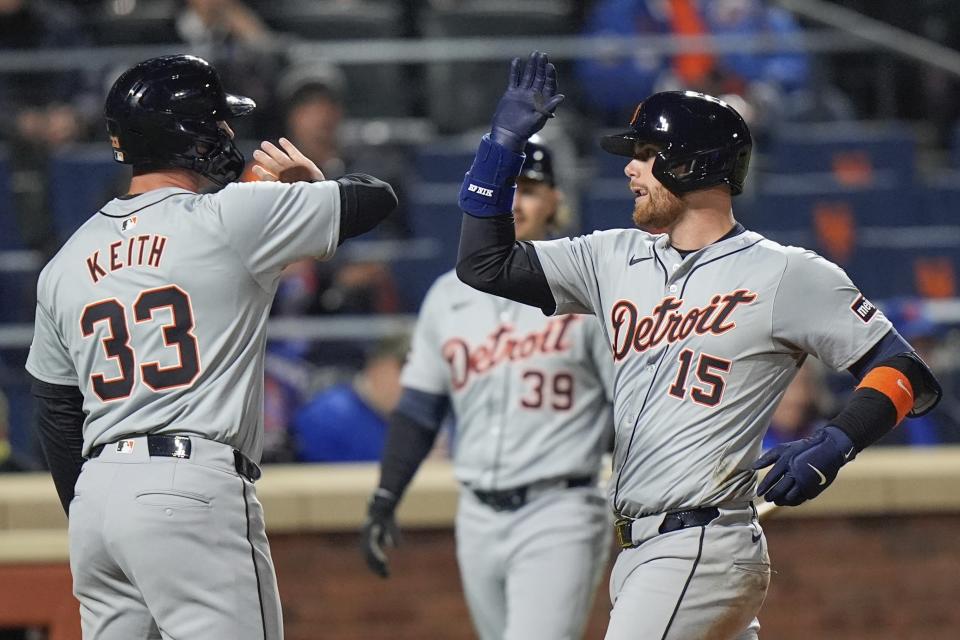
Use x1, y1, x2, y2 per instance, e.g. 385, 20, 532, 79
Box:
614, 516, 634, 549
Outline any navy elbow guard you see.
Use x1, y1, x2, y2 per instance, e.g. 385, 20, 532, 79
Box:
459, 134, 526, 217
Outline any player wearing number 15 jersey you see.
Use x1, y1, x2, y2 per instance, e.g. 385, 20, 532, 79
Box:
455, 53, 941, 639
25, 55, 396, 640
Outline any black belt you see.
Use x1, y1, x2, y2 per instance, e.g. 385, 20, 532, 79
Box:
614, 506, 721, 549
471, 476, 594, 512
90, 435, 262, 482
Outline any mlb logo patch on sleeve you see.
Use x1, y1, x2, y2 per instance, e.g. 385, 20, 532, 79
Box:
851, 294, 877, 323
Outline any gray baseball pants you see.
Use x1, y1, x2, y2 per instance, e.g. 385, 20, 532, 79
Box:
455, 482, 612, 640
605, 503, 770, 640
68, 436, 282, 639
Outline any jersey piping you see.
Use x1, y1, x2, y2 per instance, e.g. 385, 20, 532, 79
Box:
660, 526, 706, 640
98, 191, 194, 218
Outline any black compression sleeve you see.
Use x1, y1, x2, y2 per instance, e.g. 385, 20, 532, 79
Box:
830, 388, 897, 451
336, 174, 398, 244
455, 213, 557, 314
30, 376, 85, 516
832, 354, 941, 450
377, 411, 441, 502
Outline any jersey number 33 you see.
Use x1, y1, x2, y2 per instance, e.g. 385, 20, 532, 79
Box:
80, 285, 200, 402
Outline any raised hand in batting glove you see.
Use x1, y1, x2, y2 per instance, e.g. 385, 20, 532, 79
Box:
490, 51, 565, 153
361, 489, 401, 578
753, 426, 857, 506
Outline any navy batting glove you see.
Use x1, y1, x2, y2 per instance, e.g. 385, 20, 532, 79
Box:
490, 51, 565, 153
752, 426, 857, 506
361, 490, 401, 578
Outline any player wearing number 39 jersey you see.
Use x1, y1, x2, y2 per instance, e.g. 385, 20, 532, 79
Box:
361, 137, 614, 640
25, 55, 396, 640
455, 52, 941, 639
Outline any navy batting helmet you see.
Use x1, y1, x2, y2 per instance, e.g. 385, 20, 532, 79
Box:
105, 55, 255, 186
520, 135, 556, 186
600, 91, 751, 196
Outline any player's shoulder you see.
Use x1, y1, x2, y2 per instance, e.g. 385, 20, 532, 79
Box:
426, 268, 462, 297
544, 227, 660, 258
429, 268, 487, 303
756, 236, 836, 266
35, 213, 110, 300
434, 268, 462, 288
754, 235, 849, 283
212, 178, 339, 204
587, 227, 658, 249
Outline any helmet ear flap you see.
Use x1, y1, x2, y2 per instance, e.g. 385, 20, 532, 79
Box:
167, 124, 246, 186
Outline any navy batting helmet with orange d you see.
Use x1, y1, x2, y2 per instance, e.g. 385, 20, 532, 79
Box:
601, 91, 752, 196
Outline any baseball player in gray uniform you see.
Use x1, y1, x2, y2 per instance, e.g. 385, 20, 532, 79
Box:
454, 52, 941, 639
25, 55, 396, 640
361, 137, 615, 640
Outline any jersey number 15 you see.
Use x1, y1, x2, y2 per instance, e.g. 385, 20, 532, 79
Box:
667, 349, 731, 407
80, 285, 200, 402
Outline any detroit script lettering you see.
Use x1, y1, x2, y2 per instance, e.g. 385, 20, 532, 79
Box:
610, 289, 757, 361
443, 315, 579, 390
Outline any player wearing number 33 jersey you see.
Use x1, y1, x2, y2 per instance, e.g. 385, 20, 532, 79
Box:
25, 55, 397, 640
361, 138, 615, 640
456, 52, 941, 639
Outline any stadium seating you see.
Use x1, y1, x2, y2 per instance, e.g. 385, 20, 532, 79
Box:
420, 0, 574, 132
0, 150, 21, 251
763, 121, 918, 186
89, 0, 180, 46
47, 145, 125, 242
261, 0, 408, 117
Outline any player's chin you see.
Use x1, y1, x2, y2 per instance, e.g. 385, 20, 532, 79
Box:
633, 197, 682, 230
632, 203, 655, 229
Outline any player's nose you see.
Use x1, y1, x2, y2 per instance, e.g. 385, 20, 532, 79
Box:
624, 158, 642, 179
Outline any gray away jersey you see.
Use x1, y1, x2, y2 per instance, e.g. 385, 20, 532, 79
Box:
26, 182, 341, 462
402, 270, 615, 490
533, 229, 891, 517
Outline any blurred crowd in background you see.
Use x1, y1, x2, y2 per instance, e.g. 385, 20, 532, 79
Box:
1, 0, 960, 473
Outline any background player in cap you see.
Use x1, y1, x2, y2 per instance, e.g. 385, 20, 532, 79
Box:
454, 51, 941, 639
25, 54, 397, 639
361, 135, 614, 640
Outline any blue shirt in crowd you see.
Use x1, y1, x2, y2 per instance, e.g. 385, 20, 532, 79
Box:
291, 384, 387, 462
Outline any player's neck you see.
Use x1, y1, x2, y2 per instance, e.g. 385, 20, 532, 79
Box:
668, 189, 736, 251
127, 169, 205, 195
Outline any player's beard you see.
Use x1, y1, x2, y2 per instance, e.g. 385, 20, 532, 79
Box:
632, 183, 685, 231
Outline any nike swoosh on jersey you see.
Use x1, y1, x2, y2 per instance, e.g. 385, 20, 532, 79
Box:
751, 532, 762, 543
844, 446, 855, 460
896, 378, 913, 398
807, 463, 828, 486
451, 301, 472, 311
629, 256, 652, 266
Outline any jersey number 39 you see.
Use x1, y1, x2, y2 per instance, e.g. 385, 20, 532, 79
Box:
80, 285, 200, 402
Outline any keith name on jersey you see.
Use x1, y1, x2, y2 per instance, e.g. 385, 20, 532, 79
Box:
86, 234, 168, 284
443, 315, 580, 390
611, 289, 757, 361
